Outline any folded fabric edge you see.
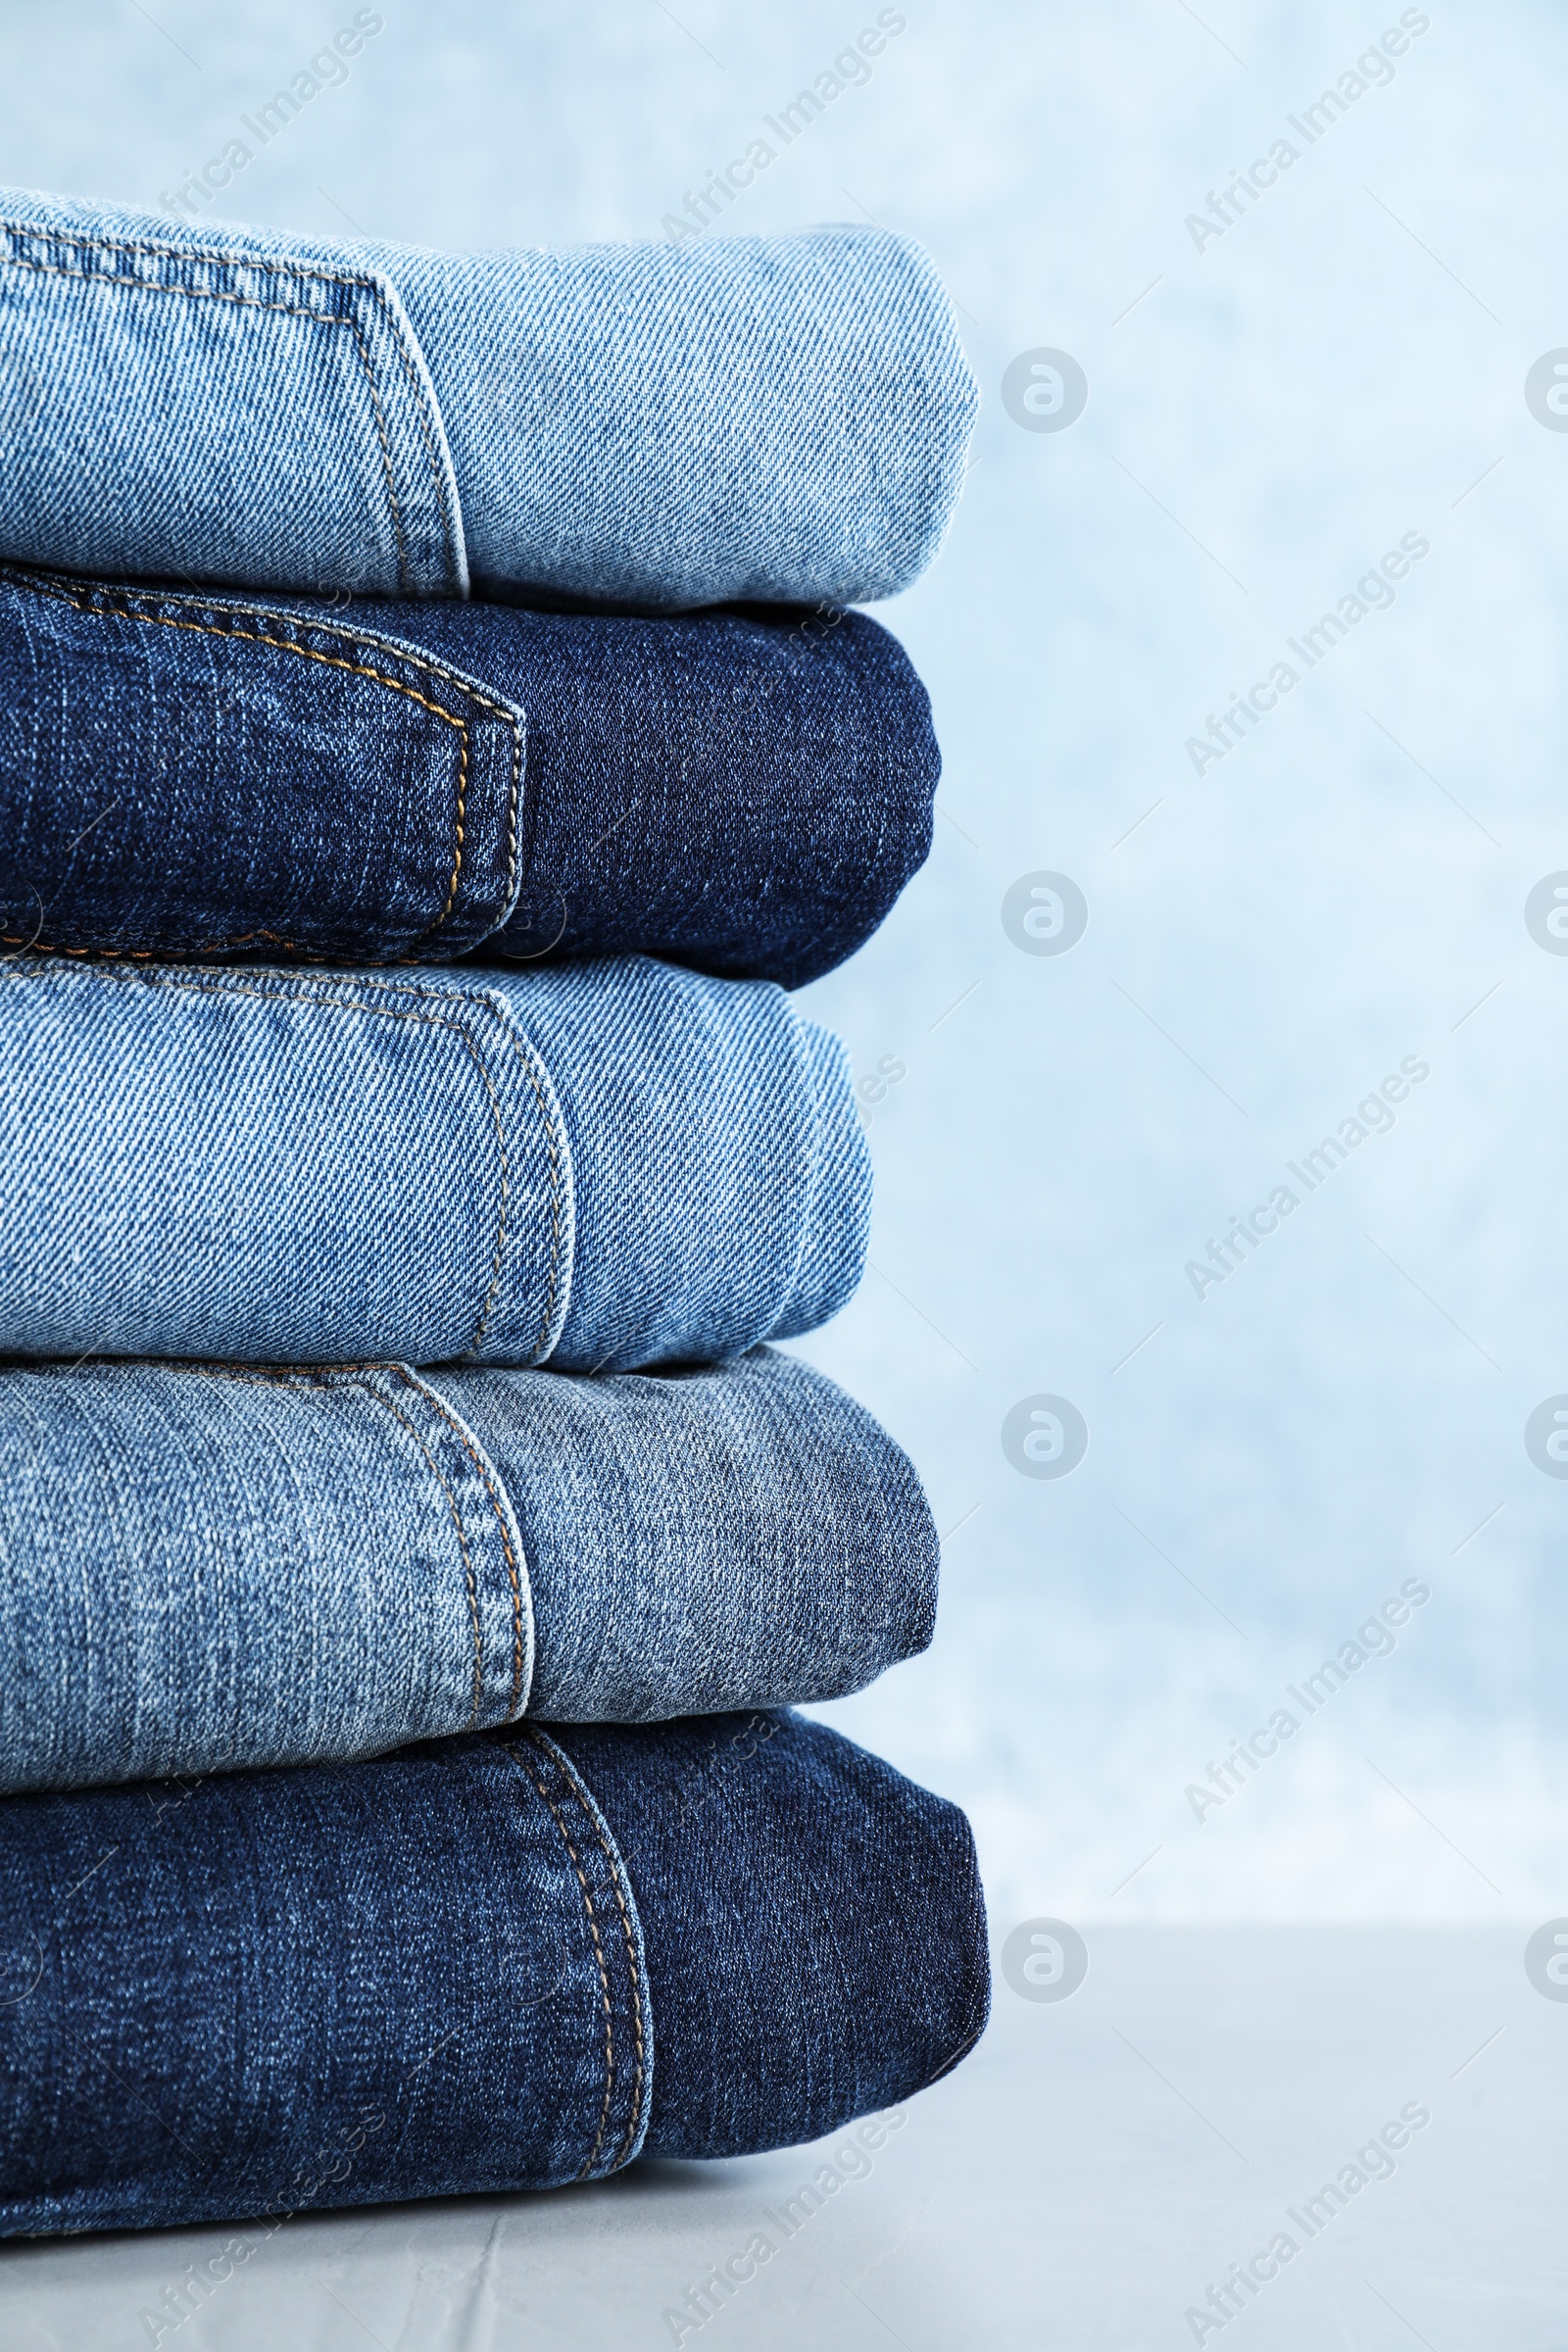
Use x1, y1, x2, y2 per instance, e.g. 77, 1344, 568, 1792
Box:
0, 187, 471, 600
498, 1724, 656, 2176
399, 1362, 538, 1723
770, 1020, 871, 1340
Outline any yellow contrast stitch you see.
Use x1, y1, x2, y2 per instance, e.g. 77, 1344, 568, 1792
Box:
20, 585, 475, 943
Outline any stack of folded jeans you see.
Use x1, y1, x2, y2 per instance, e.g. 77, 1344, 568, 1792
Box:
0, 186, 989, 2239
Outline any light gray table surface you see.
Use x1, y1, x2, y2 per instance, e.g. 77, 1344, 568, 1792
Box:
5, 1925, 1564, 2351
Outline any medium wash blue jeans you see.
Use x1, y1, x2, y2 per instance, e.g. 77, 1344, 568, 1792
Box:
0, 1348, 937, 1792
0, 185, 976, 609
0, 563, 938, 987
0, 956, 866, 1369
0, 1712, 990, 2233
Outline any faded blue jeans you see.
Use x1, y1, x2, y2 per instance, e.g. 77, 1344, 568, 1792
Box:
0, 563, 939, 988
0, 956, 867, 1368
0, 1711, 990, 2233
0, 1347, 938, 1792
0, 184, 977, 608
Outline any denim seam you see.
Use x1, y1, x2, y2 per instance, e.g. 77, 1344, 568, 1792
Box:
180, 1360, 530, 1724
503, 1743, 624, 2180
521, 1727, 648, 2172
348, 1385, 487, 1730
0, 964, 515, 1359
7, 579, 484, 946
0, 251, 416, 588
297, 973, 566, 1362
495, 1036, 564, 1365
0, 218, 465, 590
505, 1740, 649, 2173
388, 1367, 530, 1720
269, 966, 568, 1363
0, 568, 526, 956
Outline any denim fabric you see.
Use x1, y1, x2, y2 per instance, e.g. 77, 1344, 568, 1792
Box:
0, 564, 938, 987
0, 1348, 938, 1793
570, 1713, 991, 2162
0, 1714, 988, 2234
0, 956, 868, 1369
0, 1728, 651, 2232
0, 185, 977, 608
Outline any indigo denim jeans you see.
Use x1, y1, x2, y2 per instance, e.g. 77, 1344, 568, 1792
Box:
0, 1348, 938, 1792
0, 564, 939, 986
0, 1712, 990, 2233
0, 956, 867, 1368
0, 185, 977, 608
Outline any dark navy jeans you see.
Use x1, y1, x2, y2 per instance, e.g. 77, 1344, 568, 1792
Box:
0, 1712, 989, 2234
0, 564, 939, 987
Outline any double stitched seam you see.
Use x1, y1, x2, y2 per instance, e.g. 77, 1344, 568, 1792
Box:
0, 252, 414, 588
523, 1728, 646, 2172
191, 1365, 519, 1714
388, 1368, 527, 1722
505, 1744, 622, 2180
14, 579, 480, 942
353, 1386, 486, 1729
0, 222, 464, 585
2, 964, 513, 1358
500, 1036, 561, 1363
274, 965, 564, 1363
7, 567, 526, 944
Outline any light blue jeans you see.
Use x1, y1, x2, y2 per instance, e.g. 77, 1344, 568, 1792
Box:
0, 184, 977, 608
0, 956, 867, 1369
0, 1347, 937, 1793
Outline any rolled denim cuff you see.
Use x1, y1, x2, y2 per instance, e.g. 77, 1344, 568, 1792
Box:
0, 1716, 988, 2235
0, 1729, 652, 2234
567, 1713, 992, 2162
0, 956, 867, 1369
0, 1348, 937, 1793
0, 566, 940, 987
772, 1022, 873, 1341
0, 186, 977, 609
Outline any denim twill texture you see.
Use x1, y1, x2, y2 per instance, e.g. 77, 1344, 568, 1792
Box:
0, 564, 939, 986
0, 186, 977, 608
0, 1348, 938, 1793
0, 956, 868, 1368
0, 1713, 989, 2233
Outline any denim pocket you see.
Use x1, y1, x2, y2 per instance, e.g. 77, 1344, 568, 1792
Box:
0, 568, 523, 960
0, 207, 466, 595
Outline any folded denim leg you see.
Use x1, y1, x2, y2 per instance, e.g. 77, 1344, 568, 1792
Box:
0, 956, 868, 1367
0, 186, 977, 608
0, 1715, 988, 2235
564, 1712, 992, 2163
374, 222, 977, 608
0, 566, 939, 985
0, 1348, 937, 1793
